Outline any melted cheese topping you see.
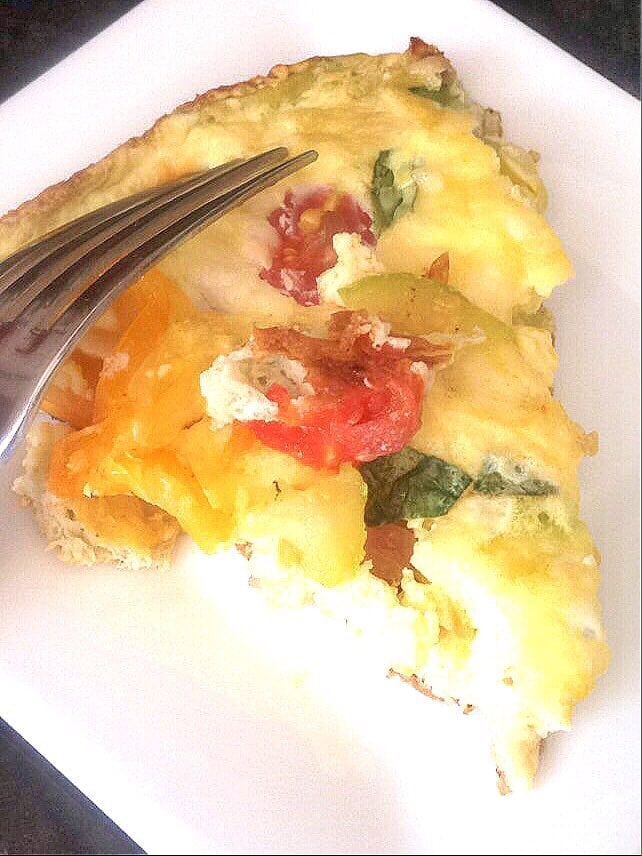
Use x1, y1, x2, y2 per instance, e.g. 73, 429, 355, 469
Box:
341, 273, 592, 500
0, 50, 572, 323
161, 81, 572, 322
413, 334, 588, 499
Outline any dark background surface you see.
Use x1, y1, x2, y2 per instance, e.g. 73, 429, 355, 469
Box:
0, 1, 639, 854
0, 0, 640, 103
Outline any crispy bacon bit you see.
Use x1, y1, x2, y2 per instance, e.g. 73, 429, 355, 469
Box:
260, 186, 376, 306
408, 37, 443, 59
254, 310, 453, 376
408, 38, 456, 90
425, 252, 450, 285
366, 522, 416, 588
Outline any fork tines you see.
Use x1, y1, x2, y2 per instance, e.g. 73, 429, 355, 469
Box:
0, 147, 317, 459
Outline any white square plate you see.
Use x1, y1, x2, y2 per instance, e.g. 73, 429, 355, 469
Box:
0, 1, 639, 853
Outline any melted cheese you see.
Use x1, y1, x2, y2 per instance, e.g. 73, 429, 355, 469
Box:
0, 49, 572, 323
414, 334, 589, 499
342, 273, 592, 499
161, 83, 572, 322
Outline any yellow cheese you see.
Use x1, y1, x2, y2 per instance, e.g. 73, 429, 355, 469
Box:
342, 273, 593, 498
407, 495, 608, 789
0, 44, 572, 323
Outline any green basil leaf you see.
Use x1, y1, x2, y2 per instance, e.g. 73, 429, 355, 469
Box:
371, 150, 418, 231
408, 83, 460, 108
360, 448, 472, 526
474, 458, 558, 497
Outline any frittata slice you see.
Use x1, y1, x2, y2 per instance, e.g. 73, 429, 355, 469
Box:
3, 40, 605, 794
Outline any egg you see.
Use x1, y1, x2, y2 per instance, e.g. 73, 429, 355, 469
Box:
3, 39, 605, 794
0, 40, 571, 324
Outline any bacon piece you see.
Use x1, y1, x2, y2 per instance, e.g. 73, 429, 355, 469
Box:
408, 37, 443, 59
255, 310, 454, 375
248, 311, 456, 469
365, 522, 416, 588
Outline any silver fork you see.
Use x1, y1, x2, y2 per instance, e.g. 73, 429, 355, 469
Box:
0, 147, 317, 460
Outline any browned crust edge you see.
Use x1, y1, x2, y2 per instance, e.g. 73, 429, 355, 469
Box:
0, 61, 316, 233
389, 669, 475, 715
390, 669, 526, 796
0, 37, 448, 240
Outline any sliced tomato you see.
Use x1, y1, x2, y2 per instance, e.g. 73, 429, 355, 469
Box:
260, 186, 376, 306
246, 313, 430, 469
249, 371, 423, 469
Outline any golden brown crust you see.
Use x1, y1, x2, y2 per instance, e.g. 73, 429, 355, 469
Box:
0, 64, 305, 238
13, 421, 180, 570
0, 37, 447, 259
389, 669, 474, 714
0, 69, 297, 241
408, 36, 445, 60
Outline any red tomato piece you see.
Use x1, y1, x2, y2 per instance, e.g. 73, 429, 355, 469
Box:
260, 185, 376, 306
246, 314, 430, 469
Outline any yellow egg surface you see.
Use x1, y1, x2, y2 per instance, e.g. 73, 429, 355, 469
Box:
0, 40, 571, 324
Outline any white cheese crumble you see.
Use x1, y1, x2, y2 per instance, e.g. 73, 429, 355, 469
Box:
316, 232, 383, 305
365, 315, 392, 349
200, 345, 312, 431
409, 361, 434, 397
200, 347, 277, 430
410, 361, 431, 382
350, 314, 411, 351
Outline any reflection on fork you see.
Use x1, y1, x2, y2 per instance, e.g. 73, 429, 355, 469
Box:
0, 147, 317, 459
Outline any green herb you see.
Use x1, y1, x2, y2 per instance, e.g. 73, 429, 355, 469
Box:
474, 458, 558, 497
360, 447, 472, 526
408, 83, 460, 108
371, 150, 418, 230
